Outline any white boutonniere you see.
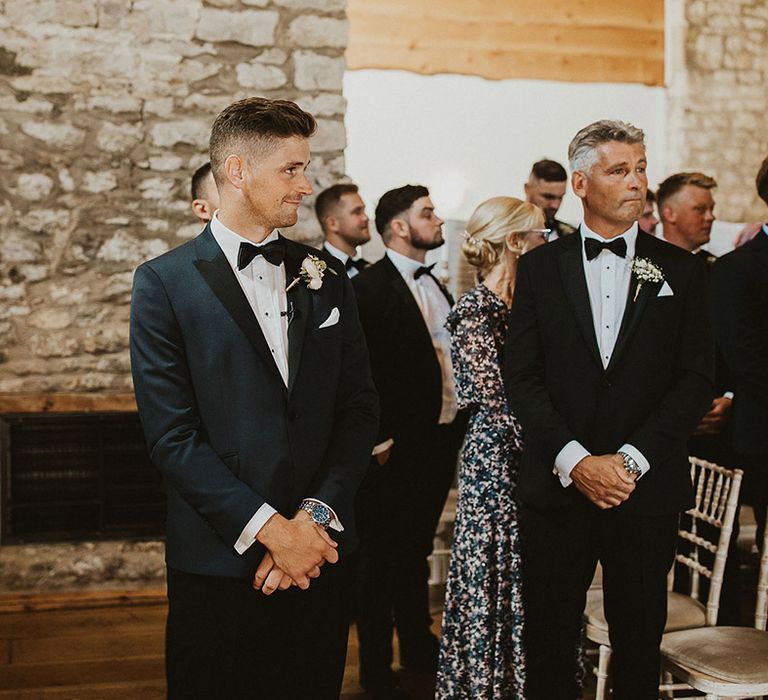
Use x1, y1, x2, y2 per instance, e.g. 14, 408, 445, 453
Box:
285, 254, 337, 292
631, 257, 664, 302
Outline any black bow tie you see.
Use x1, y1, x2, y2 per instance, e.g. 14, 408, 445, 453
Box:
237, 239, 286, 270
584, 237, 627, 261
414, 263, 436, 280
345, 257, 368, 272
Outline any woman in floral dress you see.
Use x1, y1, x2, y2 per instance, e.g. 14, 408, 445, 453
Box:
437, 197, 548, 699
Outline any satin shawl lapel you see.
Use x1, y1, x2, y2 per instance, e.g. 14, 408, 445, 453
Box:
383, 256, 435, 349
284, 239, 311, 397
605, 232, 661, 374
192, 226, 285, 388
558, 232, 602, 368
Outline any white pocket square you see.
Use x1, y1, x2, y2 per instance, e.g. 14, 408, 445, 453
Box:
318, 307, 340, 328
658, 280, 674, 297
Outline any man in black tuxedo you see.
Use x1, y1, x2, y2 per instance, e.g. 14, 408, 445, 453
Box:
190, 161, 220, 225
711, 154, 768, 549
130, 97, 378, 700
352, 185, 465, 699
316, 182, 372, 277
505, 120, 714, 700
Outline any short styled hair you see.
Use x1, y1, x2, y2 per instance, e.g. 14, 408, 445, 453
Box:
191, 162, 213, 200
375, 185, 429, 243
656, 172, 717, 212
530, 159, 567, 182
315, 183, 359, 233
756, 154, 768, 206
209, 97, 316, 186
568, 120, 645, 174
646, 189, 656, 204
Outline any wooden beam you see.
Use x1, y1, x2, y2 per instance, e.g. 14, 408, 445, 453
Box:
0, 588, 166, 614
347, 0, 664, 86
0, 393, 137, 414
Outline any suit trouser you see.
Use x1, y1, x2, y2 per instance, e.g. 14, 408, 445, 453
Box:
355, 421, 463, 685
519, 502, 678, 700
165, 558, 351, 700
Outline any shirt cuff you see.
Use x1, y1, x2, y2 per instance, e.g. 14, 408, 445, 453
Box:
722, 391, 734, 400
553, 440, 591, 488
372, 438, 394, 456
234, 503, 277, 555
618, 443, 650, 479
302, 498, 344, 532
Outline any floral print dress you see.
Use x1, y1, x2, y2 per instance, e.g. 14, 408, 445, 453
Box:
436, 283, 525, 699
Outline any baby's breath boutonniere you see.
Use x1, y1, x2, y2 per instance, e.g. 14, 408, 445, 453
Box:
631, 257, 664, 302
285, 254, 337, 292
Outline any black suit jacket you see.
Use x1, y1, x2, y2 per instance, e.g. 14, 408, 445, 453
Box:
352, 255, 452, 443
505, 230, 714, 515
711, 230, 768, 454
129, 226, 379, 577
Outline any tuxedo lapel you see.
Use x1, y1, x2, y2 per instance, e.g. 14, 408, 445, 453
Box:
284, 240, 311, 396
558, 233, 602, 368
383, 257, 435, 348
606, 233, 661, 374
193, 227, 285, 387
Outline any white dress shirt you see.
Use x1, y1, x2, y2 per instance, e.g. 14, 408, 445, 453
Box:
324, 241, 365, 278
386, 249, 458, 425
554, 222, 650, 487
209, 214, 341, 554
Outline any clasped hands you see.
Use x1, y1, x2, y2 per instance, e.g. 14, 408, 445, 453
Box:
571, 453, 637, 510
252, 509, 338, 596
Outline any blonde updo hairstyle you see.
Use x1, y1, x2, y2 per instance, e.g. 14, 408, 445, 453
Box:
462, 197, 545, 274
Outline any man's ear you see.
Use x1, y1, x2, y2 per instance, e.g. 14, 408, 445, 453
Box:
661, 204, 676, 224
191, 199, 211, 222
324, 215, 338, 235
524, 181, 532, 198
571, 170, 587, 199
389, 217, 409, 241
224, 154, 245, 190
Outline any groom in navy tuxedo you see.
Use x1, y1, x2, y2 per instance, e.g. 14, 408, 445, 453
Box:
506, 120, 714, 700
130, 97, 378, 699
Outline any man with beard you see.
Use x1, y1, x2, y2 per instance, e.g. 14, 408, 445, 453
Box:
352, 185, 466, 699
525, 158, 577, 240
315, 183, 372, 277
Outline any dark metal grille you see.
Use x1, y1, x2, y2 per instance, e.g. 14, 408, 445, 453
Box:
1, 413, 165, 543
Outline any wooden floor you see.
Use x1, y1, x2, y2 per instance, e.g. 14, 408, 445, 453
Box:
0, 589, 440, 699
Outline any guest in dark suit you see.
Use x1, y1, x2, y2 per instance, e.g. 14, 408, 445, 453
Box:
315, 182, 372, 277
190, 161, 220, 225
352, 185, 465, 699
657, 171, 732, 463
524, 158, 577, 240
130, 97, 378, 700
505, 120, 714, 700
638, 189, 659, 236
711, 154, 768, 550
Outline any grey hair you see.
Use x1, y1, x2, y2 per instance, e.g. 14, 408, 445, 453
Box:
568, 120, 645, 174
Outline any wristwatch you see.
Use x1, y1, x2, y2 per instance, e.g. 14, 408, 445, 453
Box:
299, 500, 332, 529
618, 451, 642, 478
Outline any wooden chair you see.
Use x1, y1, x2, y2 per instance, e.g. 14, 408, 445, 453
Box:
660, 504, 768, 700
584, 457, 743, 700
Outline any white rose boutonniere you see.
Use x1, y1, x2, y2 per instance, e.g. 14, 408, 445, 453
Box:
286, 254, 337, 292
631, 257, 664, 302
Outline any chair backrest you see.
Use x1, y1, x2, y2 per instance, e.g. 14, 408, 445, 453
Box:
672, 457, 743, 625
756, 506, 768, 631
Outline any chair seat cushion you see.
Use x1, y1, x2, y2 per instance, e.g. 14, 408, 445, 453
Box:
662, 627, 768, 683
584, 591, 706, 633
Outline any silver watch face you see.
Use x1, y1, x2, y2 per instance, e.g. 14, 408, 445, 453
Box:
306, 503, 331, 526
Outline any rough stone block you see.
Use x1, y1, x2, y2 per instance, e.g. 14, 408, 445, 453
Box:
82, 171, 119, 194
149, 155, 184, 171
288, 16, 348, 48
4, 0, 98, 27
255, 48, 287, 65
16, 174, 55, 201
21, 121, 85, 148
28, 308, 72, 331
312, 118, 346, 152
692, 33, 724, 70
28, 332, 80, 358
150, 119, 209, 148
242, 0, 269, 6
293, 51, 345, 91
83, 327, 129, 354
84, 94, 143, 114
297, 93, 346, 117
273, 0, 346, 9
0, 95, 53, 113
235, 62, 287, 89
195, 8, 278, 47
132, 0, 201, 40
96, 122, 144, 153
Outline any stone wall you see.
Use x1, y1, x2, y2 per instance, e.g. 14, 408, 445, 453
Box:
668, 0, 768, 221
0, 0, 348, 394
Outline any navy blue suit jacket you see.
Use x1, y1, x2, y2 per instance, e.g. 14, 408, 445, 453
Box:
129, 226, 378, 578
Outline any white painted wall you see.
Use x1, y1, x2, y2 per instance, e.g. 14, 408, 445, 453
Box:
344, 69, 668, 258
